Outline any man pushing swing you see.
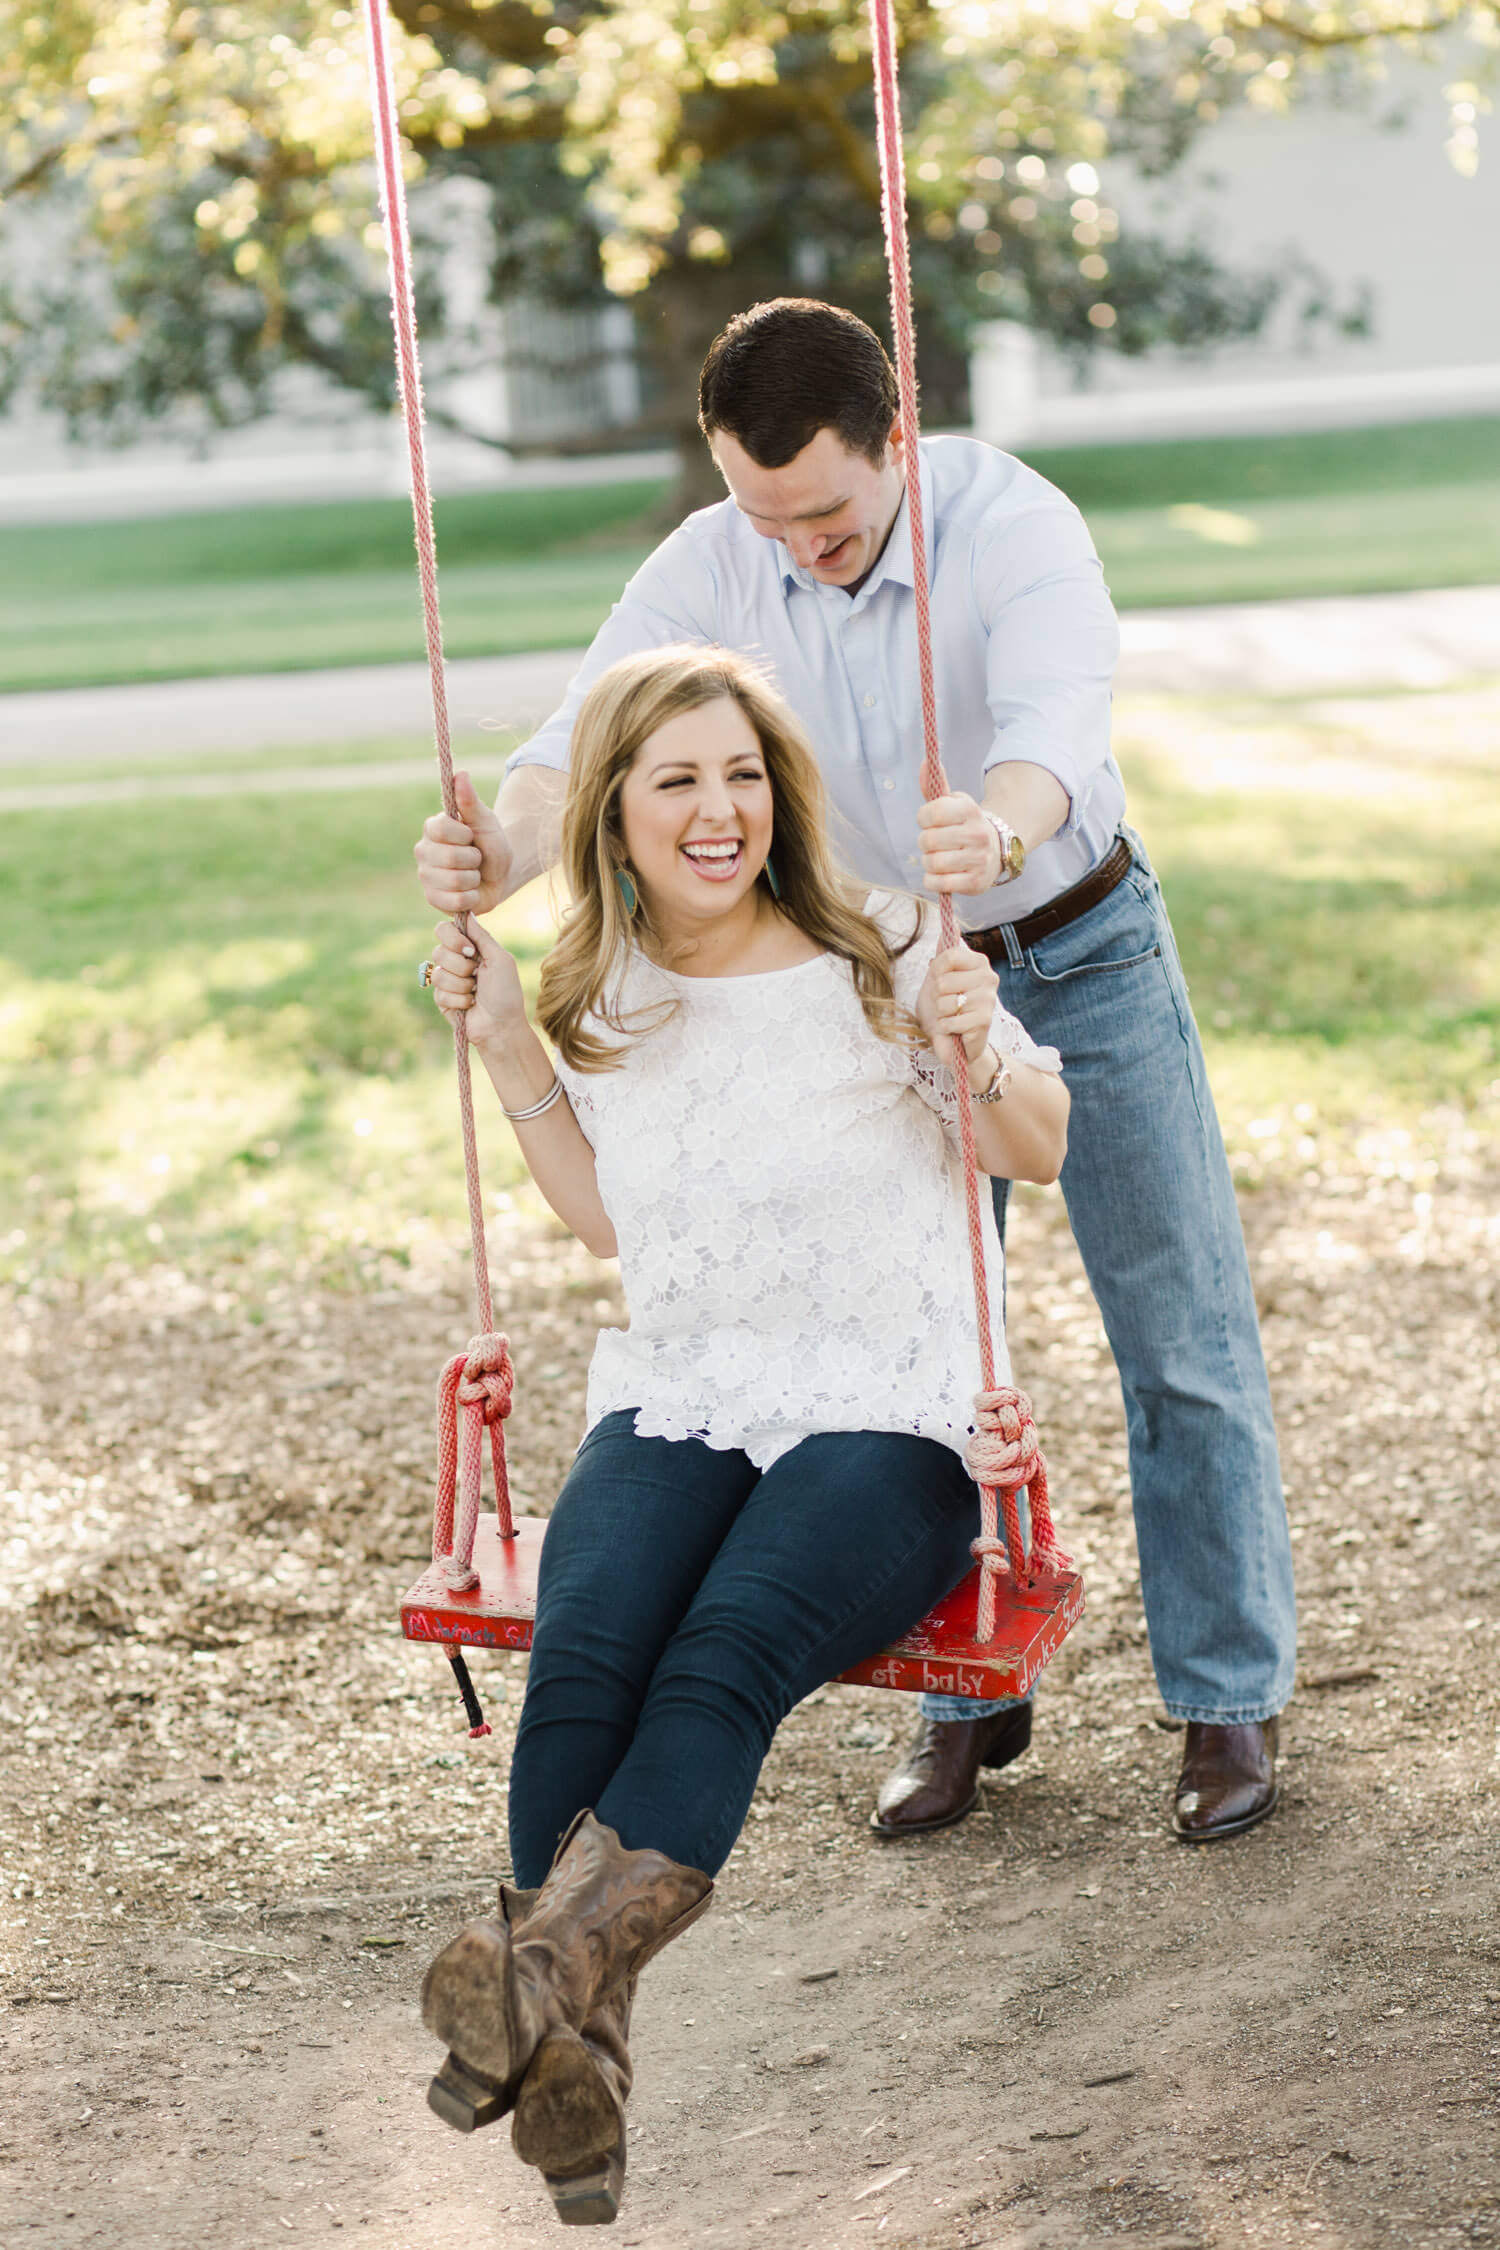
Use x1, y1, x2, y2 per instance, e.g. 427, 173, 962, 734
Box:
415, 297, 1295, 1847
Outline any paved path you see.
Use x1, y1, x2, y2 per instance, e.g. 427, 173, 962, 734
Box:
4, 584, 1498, 776
0, 757, 447, 815
1, 646, 579, 767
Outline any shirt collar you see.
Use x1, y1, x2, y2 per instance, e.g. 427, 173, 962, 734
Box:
776, 445, 936, 600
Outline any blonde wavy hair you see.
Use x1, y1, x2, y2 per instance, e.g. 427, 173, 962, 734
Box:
537, 644, 918, 1071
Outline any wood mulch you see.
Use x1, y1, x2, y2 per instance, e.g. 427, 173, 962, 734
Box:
1, 1144, 1497, 2249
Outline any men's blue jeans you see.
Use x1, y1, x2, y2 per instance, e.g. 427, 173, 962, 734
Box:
508, 1415, 981, 1883
921, 829, 1296, 1729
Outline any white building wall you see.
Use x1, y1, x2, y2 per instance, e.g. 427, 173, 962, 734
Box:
974, 53, 1500, 448
1107, 56, 1500, 381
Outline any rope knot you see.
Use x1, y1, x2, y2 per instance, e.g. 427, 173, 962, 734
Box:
433, 1330, 516, 1585
964, 1385, 1038, 1489
456, 1333, 514, 1426
969, 1532, 1010, 1581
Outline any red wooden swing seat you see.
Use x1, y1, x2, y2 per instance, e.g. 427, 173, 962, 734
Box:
400, 1513, 1082, 1704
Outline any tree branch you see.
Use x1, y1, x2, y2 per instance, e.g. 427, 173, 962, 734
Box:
1235, 0, 1479, 46
0, 130, 126, 204
388, 0, 556, 66
408, 103, 573, 156
804, 85, 883, 206
277, 294, 680, 458
668, 62, 874, 172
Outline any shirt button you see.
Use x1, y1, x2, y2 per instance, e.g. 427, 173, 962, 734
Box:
863, 693, 878, 709
883, 779, 896, 792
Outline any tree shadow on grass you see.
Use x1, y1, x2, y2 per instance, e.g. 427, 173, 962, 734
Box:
0, 790, 556, 1277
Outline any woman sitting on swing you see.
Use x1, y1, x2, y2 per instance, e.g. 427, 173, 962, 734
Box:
421, 642, 1068, 2224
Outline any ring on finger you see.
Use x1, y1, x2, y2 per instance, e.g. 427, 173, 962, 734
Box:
418, 957, 435, 989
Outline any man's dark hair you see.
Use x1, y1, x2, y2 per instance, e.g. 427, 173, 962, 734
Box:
698, 299, 900, 468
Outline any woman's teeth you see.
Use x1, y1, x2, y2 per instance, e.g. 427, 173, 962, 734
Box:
682, 841, 742, 876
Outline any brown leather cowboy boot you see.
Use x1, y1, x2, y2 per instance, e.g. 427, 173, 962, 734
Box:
871, 1701, 1033, 1837
511, 1977, 636, 2223
1172, 1718, 1280, 1842
420, 1813, 711, 2144
426, 1883, 537, 2133
430, 1881, 639, 2224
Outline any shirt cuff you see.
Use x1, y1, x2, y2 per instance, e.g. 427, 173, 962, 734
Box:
506, 733, 570, 777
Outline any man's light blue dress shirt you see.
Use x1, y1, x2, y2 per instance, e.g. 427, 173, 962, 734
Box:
511, 435, 1125, 928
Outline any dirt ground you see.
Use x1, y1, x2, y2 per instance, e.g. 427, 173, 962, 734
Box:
3, 1139, 1499, 2250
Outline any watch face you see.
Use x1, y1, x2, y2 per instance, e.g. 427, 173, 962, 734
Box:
1005, 834, 1027, 878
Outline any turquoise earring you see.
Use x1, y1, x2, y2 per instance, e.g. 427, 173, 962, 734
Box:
615, 867, 638, 917
763, 856, 782, 901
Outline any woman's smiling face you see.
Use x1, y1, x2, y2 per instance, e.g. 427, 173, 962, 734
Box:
617, 696, 776, 936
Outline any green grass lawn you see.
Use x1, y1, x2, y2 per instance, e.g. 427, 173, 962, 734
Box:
0, 767, 553, 1288
0, 549, 651, 695
5, 418, 1500, 693
1, 477, 666, 694
1031, 411, 1500, 509
3, 684, 1496, 1291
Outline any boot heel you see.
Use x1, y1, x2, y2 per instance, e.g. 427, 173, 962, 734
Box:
979, 1702, 1032, 1770
427, 2051, 508, 2133
544, 2151, 625, 2226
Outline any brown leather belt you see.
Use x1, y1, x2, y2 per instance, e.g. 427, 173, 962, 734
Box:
967, 833, 1133, 962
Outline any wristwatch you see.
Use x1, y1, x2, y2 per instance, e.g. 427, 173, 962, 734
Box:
984, 811, 1026, 884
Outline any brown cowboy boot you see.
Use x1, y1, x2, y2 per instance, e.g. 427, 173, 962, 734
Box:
425, 1883, 538, 2133
511, 1977, 636, 2224
871, 1701, 1033, 1837
430, 1881, 639, 2225
1172, 1718, 1280, 1842
420, 1813, 711, 2141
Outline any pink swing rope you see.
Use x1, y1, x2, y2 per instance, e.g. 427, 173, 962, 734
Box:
868, 0, 1070, 1629
362, 0, 514, 1629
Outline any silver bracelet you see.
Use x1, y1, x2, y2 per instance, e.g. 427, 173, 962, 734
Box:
502, 1073, 565, 1123
971, 1046, 1012, 1105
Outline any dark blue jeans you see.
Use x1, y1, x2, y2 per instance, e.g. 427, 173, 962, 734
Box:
507, 1413, 980, 1882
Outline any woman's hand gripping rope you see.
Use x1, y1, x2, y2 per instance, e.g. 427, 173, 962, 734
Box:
916, 941, 1001, 1074
429, 917, 529, 1058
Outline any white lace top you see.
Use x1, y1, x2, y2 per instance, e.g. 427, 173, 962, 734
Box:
553, 892, 1062, 1472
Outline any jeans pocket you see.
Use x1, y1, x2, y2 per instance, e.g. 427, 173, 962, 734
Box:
1025, 875, 1163, 986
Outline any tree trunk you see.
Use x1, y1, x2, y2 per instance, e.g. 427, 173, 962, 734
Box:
635, 262, 759, 522
667, 419, 730, 517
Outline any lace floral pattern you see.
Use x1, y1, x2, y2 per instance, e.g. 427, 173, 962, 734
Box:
555, 892, 1062, 1472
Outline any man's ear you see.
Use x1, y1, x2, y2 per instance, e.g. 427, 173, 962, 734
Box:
887, 417, 906, 469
